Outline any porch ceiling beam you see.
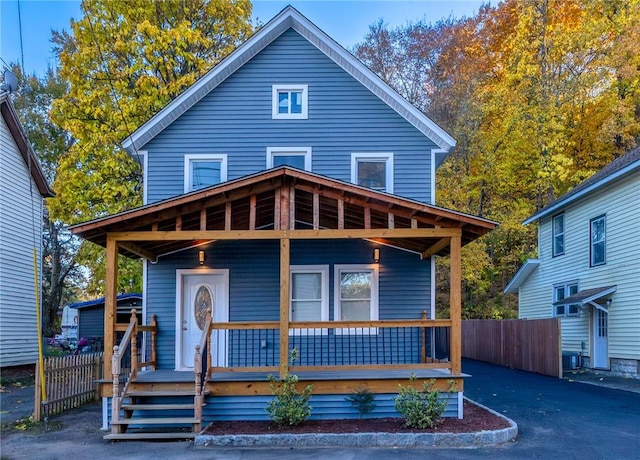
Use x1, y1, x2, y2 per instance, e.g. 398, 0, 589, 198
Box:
293, 183, 486, 229
118, 241, 158, 263
107, 227, 463, 241
421, 237, 451, 258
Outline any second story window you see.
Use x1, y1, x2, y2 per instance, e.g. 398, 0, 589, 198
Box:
590, 215, 606, 267
272, 85, 308, 119
266, 147, 311, 171
552, 213, 564, 257
184, 154, 228, 193
351, 153, 394, 193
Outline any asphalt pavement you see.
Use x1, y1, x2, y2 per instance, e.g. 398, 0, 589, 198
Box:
2, 359, 639, 459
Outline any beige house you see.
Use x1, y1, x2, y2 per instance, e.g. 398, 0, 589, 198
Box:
506, 147, 640, 378
0, 93, 54, 367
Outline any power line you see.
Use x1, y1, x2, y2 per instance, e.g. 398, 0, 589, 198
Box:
17, 0, 26, 71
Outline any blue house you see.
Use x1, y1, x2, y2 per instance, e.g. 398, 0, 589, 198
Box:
71, 7, 497, 439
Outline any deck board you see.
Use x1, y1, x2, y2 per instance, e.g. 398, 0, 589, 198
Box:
132, 368, 467, 384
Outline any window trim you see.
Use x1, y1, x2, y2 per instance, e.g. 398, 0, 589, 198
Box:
334, 264, 379, 335
590, 214, 606, 267
553, 280, 580, 317
183, 154, 228, 193
272, 84, 308, 119
552, 213, 564, 257
289, 265, 329, 336
266, 147, 312, 171
350, 152, 394, 193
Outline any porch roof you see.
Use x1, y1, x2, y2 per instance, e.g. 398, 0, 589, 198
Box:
552, 286, 617, 308
70, 167, 497, 261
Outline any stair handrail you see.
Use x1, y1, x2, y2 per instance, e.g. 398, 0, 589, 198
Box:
193, 312, 212, 432
111, 309, 138, 434
194, 313, 213, 390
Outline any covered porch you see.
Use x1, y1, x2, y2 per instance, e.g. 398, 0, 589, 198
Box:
71, 167, 496, 434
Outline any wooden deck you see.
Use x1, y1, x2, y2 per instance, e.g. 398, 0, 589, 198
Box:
130, 368, 466, 397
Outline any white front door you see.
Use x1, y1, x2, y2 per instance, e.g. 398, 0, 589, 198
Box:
592, 308, 609, 369
176, 270, 229, 370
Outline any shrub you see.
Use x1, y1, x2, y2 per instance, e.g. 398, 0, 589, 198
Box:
266, 349, 313, 426
345, 388, 376, 419
394, 376, 446, 429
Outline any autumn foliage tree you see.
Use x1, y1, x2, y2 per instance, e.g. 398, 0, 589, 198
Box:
49, 0, 253, 294
354, 0, 640, 318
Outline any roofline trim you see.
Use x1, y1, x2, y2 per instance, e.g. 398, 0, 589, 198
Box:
0, 93, 54, 197
523, 161, 640, 225
503, 258, 540, 294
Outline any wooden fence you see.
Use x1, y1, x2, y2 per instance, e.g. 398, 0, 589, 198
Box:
34, 353, 103, 421
462, 318, 561, 378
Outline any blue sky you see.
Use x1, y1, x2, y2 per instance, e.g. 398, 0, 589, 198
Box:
1, 0, 486, 76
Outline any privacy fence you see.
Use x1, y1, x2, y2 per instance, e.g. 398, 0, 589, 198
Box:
462, 318, 562, 378
34, 353, 103, 421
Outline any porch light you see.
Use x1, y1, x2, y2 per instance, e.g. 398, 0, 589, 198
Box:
373, 248, 380, 263
198, 250, 206, 265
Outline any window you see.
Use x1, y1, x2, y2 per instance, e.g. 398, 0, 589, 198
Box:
552, 213, 564, 257
184, 154, 227, 193
351, 153, 394, 193
590, 215, 606, 266
334, 264, 379, 334
272, 85, 308, 119
290, 266, 329, 335
266, 147, 312, 171
553, 281, 579, 317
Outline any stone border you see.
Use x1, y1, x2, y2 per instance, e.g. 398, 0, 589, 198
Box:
194, 398, 517, 448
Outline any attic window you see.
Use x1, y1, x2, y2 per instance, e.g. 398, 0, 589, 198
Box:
272, 85, 308, 119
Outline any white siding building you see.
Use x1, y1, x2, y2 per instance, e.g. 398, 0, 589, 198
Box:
0, 93, 54, 367
506, 147, 640, 378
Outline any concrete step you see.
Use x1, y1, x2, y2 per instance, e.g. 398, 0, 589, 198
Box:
104, 432, 196, 440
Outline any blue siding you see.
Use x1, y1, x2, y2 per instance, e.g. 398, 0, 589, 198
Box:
204, 392, 459, 422
105, 392, 460, 427
147, 239, 430, 370
144, 29, 437, 204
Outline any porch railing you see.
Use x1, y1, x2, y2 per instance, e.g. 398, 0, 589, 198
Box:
207, 315, 452, 376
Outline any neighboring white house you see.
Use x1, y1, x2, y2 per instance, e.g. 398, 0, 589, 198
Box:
0, 92, 54, 367
505, 146, 640, 378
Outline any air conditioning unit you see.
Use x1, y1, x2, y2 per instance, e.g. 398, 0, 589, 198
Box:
562, 351, 580, 370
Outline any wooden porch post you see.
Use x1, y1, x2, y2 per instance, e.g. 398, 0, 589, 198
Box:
104, 236, 118, 381
279, 237, 290, 378
450, 234, 462, 375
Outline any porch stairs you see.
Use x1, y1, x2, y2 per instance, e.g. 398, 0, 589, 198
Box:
104, 370, 207, 441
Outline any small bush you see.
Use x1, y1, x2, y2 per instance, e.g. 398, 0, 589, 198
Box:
345, 389, 376, 419
394, 376, 446, 429
266, 349, 313, 426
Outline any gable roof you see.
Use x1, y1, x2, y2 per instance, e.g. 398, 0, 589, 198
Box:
70, 166, 496, 261
524, 146, 640, 224
0, 92, 54, 197
121, 5, 455, 154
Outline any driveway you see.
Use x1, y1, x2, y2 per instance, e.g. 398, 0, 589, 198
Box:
462, 358, 640, 459
2, 360, 639, 459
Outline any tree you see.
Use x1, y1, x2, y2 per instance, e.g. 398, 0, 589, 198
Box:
48, 0, 253, 296
353, 0, 640, 319
10, 65, 85, 336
